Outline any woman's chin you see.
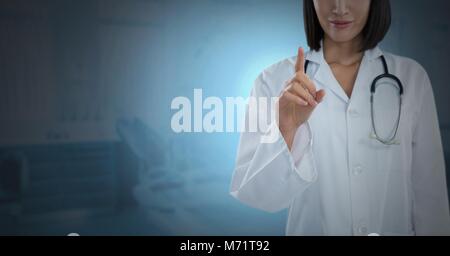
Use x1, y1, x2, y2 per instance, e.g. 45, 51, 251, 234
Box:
326, 32, 361, 45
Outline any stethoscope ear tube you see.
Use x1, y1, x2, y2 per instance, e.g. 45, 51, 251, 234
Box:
371, 56, 404, 95
371, 73, 404, 95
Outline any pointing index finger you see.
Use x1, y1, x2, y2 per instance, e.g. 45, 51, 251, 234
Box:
295, 47, 305, 74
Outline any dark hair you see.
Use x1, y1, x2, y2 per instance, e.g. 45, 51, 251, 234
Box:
303, 0, 391, 52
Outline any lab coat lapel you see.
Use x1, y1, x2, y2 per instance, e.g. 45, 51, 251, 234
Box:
305, 45, 384, 104
349, 46, 384, 104
305, 47, 349, 103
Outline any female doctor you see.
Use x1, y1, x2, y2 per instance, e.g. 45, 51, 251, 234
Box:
230, 0, 450, 235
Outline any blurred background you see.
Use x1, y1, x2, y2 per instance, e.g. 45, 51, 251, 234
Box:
0, 0, 449, 235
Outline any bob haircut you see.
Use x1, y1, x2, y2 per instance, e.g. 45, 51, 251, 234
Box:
303, 0, 391, 52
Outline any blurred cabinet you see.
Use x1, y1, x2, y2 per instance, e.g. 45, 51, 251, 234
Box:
0, 142, 117, 229
0, 0, 115, 145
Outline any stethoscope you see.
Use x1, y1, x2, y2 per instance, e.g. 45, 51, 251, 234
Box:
304, 55, 404, 145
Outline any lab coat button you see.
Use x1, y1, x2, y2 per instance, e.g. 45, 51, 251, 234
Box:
358, 226, 368, 235
348, 108, 359, 117
353, 165, 363, 175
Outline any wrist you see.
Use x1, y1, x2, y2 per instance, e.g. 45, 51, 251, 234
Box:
279, 123, 301, 136
279, 126, 298, 150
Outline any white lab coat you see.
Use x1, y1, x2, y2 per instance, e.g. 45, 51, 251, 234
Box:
230, 45, 450, 235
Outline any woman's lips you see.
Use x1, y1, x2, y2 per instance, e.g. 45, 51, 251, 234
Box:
329, 20, 353, 29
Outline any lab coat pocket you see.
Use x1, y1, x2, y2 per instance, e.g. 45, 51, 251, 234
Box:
367, 105, 414, 173
369, 140, 403, 173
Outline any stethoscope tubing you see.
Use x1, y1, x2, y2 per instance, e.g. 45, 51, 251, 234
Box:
304, 54, 404, 145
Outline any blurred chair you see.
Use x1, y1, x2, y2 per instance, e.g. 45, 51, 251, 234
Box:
116, 118, 184, 214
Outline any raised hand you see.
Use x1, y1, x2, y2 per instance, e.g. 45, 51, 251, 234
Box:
277, 47, 326, 150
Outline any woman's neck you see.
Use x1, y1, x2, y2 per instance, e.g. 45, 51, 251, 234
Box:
323, 35, 364, 66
